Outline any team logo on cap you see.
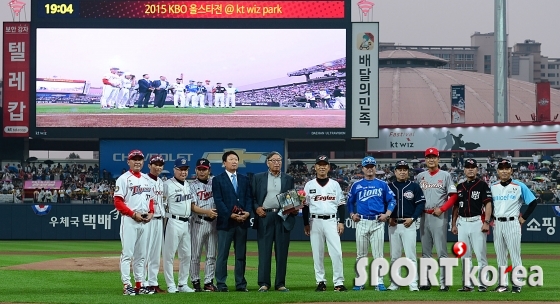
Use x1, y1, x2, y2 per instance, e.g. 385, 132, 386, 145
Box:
200, 160, 205, 165
318, 156, 328, 161
181, 159, 187, 165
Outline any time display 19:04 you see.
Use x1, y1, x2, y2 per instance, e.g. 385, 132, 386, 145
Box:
44, 3, 75, 14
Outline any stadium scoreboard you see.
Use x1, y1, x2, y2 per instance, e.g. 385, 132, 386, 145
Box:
37, 0, 345, 19
2, 0, 379, 139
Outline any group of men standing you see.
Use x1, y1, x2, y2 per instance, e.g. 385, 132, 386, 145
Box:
99, 68, 239, 109
346, 148, 537, 294
113, 147, 538, 296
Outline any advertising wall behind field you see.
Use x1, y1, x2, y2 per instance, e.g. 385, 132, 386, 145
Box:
2, 204, 558, 241
99, 139, 285, 178
368, 124, 560, 152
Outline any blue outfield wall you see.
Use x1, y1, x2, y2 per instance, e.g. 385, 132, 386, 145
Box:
2, 204, 559, 242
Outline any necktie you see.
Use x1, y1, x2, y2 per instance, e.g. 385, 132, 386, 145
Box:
231, 174, 238, 192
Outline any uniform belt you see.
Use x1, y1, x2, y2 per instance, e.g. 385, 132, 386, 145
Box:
311, 214, 336, 220
360, 214, 379, 220
459, 215, 481, 222
264, 208, 279, 212
197, 215, 212, 221
168, 214, 189, 222
396, 219, 407, 224
153, 216, 162, 220
497, 217, 516, 222
423, 209, 434, 214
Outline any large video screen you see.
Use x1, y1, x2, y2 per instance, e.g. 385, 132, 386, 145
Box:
30, 0, 353, 139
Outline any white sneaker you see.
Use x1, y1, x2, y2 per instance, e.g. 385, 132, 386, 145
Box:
178, 285, 195, 293
410, 286, 419, 291
168, 286, 178, 293
388, 284, 399, 291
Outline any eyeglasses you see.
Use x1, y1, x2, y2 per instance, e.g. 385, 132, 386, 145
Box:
268, 159, 282, 163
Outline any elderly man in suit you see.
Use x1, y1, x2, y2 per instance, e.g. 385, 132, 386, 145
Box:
212, 151, 253, 292
252, 151, 296, 292
152, 76, 169, 108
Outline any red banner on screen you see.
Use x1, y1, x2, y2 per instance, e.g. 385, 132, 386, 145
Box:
80, 0, 344, 18
536, 82, 551, 122
2, 22, 30, 137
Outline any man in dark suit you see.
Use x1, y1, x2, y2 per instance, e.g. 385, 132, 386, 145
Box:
151, 76, 169, 108
136, 74, 154, 108
252, 151, 296, 292
212, 151, 253, 292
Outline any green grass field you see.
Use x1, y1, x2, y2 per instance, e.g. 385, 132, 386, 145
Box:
0, 241, 558, 303
35, 104, 295, 114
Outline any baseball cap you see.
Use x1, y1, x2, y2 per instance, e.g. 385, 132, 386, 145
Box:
315, 155, 330, 165
228, 82, 233, 85
425, 147, 439, 157
497, 159, 512, 168
205, 79, 210, 82
149, 154, 165, 165
395, 160, 409, 168
189, 80, 195, 82
362, 156, 377, 167
464, 158, 478, 167
127, 150, 144, 160
195, 158, 211, 169
110, 67, 119, 70
174, 158, 189, 169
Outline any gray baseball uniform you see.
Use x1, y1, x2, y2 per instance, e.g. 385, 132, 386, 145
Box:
416, 170, 457, 286
189, 177, 218, 285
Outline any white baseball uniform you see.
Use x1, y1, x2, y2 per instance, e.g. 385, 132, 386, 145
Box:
144, 173, 165, 287
189, 178, 218, 285
490, 179, 536, 286
416, 169, 457, 286
100, 72, 121, 108
162, 177, 194, 292
172, 83, 186, 107
114, 171, 154, 287
304, 178, 345, 286
319, 90, 331, 109
225, 87, 237, 107
117, 76, 132, 108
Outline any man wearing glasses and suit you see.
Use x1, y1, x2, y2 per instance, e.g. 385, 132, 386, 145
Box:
212, 151, 253, 292
252, 152, 296, 292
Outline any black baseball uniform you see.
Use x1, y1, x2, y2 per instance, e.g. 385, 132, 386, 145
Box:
387, 181, 425, 290
453, 178, 492, 289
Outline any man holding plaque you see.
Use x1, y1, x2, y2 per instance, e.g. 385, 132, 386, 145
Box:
212, 151, 253, 292
252, 152, 296, 292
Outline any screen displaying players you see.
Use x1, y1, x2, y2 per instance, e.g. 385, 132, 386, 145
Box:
35, 28, 347, 132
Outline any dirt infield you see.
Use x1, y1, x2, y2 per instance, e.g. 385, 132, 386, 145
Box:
5, 256, 254, 272
2, 250, 555, 273
36, 109, 345, 128
0, 251, 555, 260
